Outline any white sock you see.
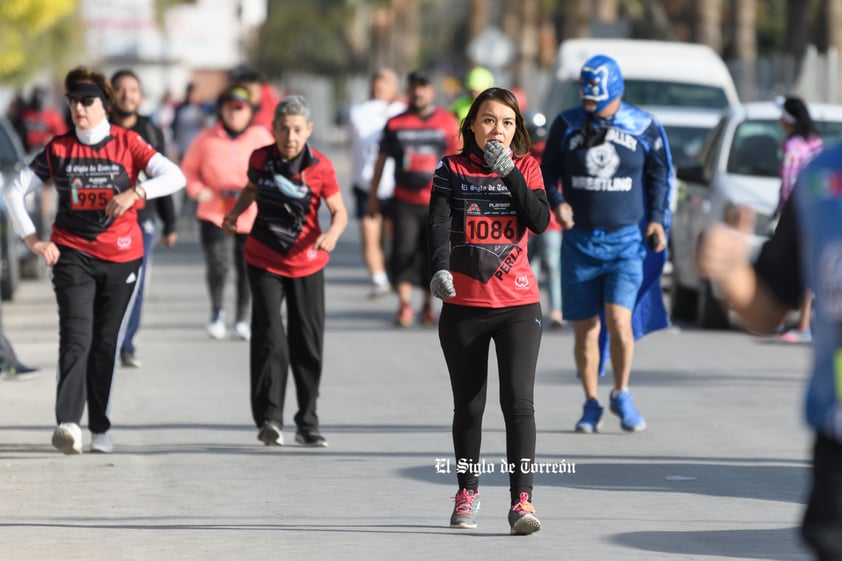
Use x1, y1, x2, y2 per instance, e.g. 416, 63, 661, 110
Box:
372, 271, 389, 287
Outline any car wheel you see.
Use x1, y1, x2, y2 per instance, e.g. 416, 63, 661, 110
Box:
697, 280, 729, 329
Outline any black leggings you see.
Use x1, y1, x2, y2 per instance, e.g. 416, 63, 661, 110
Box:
199, 219, 249, 322
438, 302, 542, 503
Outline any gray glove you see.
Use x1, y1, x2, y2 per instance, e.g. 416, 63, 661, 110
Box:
430, 270, 456, 299
483, 140, 515, 177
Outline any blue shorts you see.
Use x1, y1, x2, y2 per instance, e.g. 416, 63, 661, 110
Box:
561, 225, 645, 320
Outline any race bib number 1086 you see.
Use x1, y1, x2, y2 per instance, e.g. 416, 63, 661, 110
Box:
465, 216, 517, 244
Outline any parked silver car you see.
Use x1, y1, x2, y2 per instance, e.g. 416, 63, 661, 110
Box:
0, 114, 50, 301
0, 116, 27, 301
670, 101, 842, 328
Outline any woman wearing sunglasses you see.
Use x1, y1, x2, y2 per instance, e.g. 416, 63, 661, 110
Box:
2, 66, 185, 455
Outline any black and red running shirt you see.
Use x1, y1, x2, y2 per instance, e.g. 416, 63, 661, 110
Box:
379, 107, 460, 206
430, 151, 547, 308
31, 126, 157, 262
244, 144, 341, 278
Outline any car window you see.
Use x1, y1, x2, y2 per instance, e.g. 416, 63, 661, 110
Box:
698, 117, 727, 174
662, 125, 710, 168
726, 120, 782, 177
624, 80, 730, 109
723, 117, 842, 178
816, 121, 842, 146
562, 79, 729, 110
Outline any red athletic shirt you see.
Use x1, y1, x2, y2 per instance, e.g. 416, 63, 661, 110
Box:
430, 151, 545, 308
30, 126, 156, 262
378, 106, 459, 206
244, 144, 340, 278
20, 108, 68, 151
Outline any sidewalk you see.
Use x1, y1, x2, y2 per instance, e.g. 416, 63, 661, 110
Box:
0, 146, 815, 561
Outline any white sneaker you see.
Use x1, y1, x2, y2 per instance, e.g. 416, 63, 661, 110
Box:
51, 423, 82, 455
207, 318, 227, 340
368, 281, 391, 299
91, 431, 113, 454
234, 321, 251, 341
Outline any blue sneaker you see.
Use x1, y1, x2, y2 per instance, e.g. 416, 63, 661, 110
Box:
610, 390, 646, 432
575, 398, 604, 433
778, 328, 812, 344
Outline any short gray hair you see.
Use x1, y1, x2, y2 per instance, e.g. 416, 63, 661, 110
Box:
273, 95, 311, 125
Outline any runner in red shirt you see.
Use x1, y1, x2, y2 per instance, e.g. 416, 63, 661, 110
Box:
19, 86, 68, 152
222, 95, 347, 449
369, 70, 459, 327
3, 66, 185, 455
429, 87, 550, 535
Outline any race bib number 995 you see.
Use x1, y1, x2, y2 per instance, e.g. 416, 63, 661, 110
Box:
72, 188, 114, 210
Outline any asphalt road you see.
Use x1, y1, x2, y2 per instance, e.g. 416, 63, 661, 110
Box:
0, 142, 817, 561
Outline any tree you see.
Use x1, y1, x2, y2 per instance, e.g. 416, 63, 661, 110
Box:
390, 0, 420, 73
639, 0, 679, 40
594, 0, 618, 22
694, 0, 723, 52
254, 1, 357, 78
255, 0, 426, 78
469, 0, 489, 41
824, 0, 842, 54
734, 0, 758, 60
733, 0, 758, 100
785, 0, 812, 59
503, 0, 541, 85
0, 0, 80, 84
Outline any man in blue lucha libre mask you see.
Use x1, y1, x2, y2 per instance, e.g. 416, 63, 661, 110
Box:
540, 54, 674, 435
578, 55, 625, 146
580, 54, 625, 114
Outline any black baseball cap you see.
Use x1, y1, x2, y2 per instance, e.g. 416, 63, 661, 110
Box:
407, 69, 432, 85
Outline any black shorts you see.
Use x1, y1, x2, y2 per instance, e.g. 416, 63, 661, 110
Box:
352, 186, 392, 221
389, 199, 430, 288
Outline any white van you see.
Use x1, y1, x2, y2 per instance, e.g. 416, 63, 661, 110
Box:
542, 38, 740, 168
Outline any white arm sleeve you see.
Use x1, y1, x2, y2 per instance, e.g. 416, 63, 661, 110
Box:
3, 167, 42, 239
140, 153, 186, 199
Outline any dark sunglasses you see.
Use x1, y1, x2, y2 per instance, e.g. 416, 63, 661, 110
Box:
66, 95, 97, 107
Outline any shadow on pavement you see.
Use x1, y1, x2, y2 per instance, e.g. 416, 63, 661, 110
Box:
401, 458, 808, 504
611, 526, 808, 561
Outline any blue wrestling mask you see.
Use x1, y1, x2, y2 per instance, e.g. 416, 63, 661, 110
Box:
580, 54, 624, 114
